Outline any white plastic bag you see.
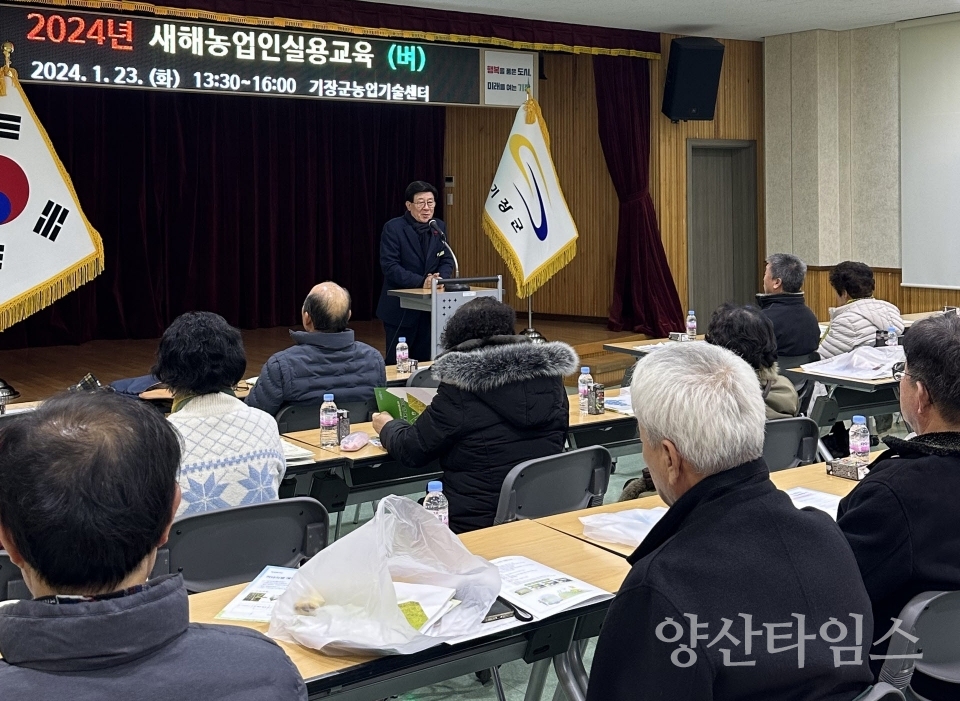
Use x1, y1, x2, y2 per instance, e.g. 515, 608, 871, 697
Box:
580, 507, 668, 548
267, 495, 500, 656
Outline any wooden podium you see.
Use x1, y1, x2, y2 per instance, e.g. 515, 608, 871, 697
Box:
388, 276, 503, 359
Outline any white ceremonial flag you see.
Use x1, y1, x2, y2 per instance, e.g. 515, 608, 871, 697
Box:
483, 95, 577, 298
0, 64, 103, 331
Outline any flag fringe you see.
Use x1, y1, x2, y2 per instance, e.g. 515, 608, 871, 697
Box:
0, 247, 104, 332
482, 210, 577, 299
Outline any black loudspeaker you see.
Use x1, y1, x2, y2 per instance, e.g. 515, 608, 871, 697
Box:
661, 37, 725, 122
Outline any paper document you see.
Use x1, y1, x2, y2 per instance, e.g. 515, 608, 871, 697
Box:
493, 556, 612, 620
216, 566, 297, 622
603, 392, 633, 416
785, 487, 843, 520
282, 439, 317, 466
245, 376, 259, 385
801, 345, 904, 381
393, 581, 457, 633
580, 507, 668, 548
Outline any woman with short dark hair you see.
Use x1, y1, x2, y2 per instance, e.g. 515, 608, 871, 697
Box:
154, 312, 285, 516
371, 298, 578, 533
705, 304, 799, 419
819, 261, 903, 358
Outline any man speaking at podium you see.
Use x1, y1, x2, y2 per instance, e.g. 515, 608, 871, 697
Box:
376, 181, 454, 364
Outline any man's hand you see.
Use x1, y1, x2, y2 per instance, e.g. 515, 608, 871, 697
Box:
372, 412, 392, 434
422, 273, 441, 290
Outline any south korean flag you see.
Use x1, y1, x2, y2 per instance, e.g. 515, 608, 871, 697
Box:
0, 67, 103, 331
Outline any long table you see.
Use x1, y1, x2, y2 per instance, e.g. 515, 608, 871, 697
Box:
189, 519, 630, 701
536, 459, 871, 557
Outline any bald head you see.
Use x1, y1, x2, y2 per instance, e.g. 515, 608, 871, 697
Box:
302, 282, 352, 333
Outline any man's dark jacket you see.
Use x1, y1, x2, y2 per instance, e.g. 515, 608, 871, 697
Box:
838, 433, 960, 676
379, 337, 577, 533
376, 214, 454, 327
245, 329, 385, 416
0, 575, 306, 700
758, 292, 822, 357
587, 458, 874, 701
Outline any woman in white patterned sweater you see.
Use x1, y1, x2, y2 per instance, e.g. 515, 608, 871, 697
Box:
153, 312, 286, 517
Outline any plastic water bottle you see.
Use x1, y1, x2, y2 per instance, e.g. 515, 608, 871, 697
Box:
849, 415, 870, 464
686, 311, 697, 340
320, 394, 339, 448
423, 481, 449, 526
885, 326, 898, 346
396, 337, 409, 374
578, 367, 593, 415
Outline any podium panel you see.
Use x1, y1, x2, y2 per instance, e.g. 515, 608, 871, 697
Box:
388, 276, 503, 359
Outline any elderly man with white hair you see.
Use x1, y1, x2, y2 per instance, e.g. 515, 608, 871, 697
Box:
586, 343, 875, 701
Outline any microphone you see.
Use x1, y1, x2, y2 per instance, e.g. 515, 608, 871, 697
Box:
428, 219, 443, 237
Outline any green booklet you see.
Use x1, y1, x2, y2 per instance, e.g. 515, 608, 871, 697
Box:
374, 387, 421, 423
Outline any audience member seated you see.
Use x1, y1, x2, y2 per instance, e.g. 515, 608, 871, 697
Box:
757, 252, 822, 356
705, 303, 800, 419
0, 392, 306, 700
246, 282, 386, 416
371, 298, 577, 533
154, 311, 285, 516
586, 343, 874, 701
819, 261, 904, 359
838, 314, 960, 676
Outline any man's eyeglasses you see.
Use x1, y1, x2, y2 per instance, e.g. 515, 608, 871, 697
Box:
892, 361, 909, 381
413, 200, 435, 209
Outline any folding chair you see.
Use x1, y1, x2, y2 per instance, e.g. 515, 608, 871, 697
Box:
878, 590, 960, 700
763, 417, 820, 472
0, 550, 29, 601
275, 397, 378, 433
151, 497, 328, 593
406, 367, 440, 388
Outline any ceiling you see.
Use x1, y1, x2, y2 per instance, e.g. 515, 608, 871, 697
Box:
359, 0, 960, 40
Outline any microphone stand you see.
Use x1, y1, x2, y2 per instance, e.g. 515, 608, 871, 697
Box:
438, 230, 469, 292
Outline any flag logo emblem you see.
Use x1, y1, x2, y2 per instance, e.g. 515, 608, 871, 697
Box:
0, 154, 28, 224
483, 96, 578, 298
0, 113, 20, 140
33, 200, 69, 241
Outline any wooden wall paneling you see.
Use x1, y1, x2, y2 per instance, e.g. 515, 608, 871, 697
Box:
443, 53, 619, 318
653, 35, 765, 311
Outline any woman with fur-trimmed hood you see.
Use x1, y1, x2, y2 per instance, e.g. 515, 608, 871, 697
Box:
372, 297, 579, 533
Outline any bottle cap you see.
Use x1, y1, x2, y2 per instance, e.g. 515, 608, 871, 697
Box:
323, 394, 334, 402
427, 481, 443, 493
398, 337, 406, 343
688, 310, 695, 315
581, 367, 590, 373
852, 415, 866, 424
888, 327, 896, 332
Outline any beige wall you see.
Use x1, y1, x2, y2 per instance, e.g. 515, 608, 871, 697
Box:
764, 25, 900, 268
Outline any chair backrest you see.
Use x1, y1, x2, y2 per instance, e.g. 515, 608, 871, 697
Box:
494, 446, 612, 525
151, 497, 328, 593
852, 683, 905, 701
0, 550, 30, 601
763, 417, 820, 471
778, 352, 820, 413
275, 397, 378, 432
406, 367, 440, 388
879, 590, 960, 692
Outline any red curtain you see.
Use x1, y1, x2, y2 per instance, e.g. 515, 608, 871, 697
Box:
157, 0, 659, 55
593, 55, 684, 337
0, 84, 444, 349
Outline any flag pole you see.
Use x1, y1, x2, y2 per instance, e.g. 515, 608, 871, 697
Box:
521, 293, 546, 344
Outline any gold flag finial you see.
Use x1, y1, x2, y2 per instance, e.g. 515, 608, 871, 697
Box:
2, 42, 13, 71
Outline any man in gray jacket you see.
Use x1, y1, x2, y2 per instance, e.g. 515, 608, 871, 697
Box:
246, 281, 386, 416
0, 391, 307, 701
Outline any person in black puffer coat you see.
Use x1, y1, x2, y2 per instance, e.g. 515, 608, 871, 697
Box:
372, 297, 578, 533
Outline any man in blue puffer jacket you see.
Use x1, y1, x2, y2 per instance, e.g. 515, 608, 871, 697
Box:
245, 281, 386, 417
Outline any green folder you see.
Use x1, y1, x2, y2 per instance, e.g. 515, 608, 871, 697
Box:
374, 387, 421, 423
